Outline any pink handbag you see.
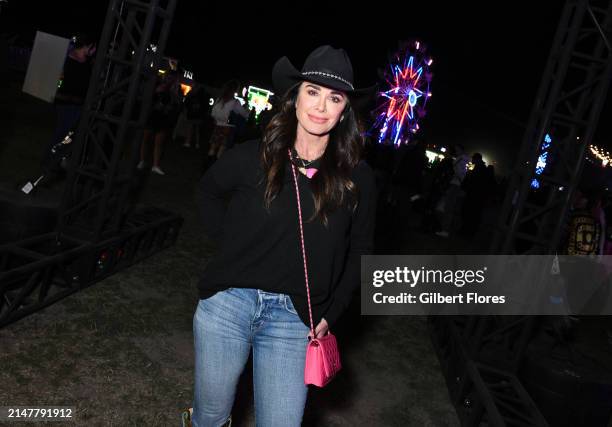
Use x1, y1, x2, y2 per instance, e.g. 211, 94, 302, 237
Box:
289, 149, 342, 387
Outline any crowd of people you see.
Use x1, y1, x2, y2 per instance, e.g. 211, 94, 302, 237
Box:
40, 33, 269, 178
137, 74, 271, 175
43, 37, 612, 249
366, 138, 500, 242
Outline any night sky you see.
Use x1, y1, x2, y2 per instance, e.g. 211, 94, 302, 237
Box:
3, 1, 610, 174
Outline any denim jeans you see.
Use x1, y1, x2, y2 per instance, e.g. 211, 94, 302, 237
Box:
192, 288, 310, 427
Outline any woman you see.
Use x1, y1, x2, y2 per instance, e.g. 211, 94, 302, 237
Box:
42, 33, 96, 172
181, 85, 207, 149
138, 71, 181, 175
206, 80, 249, 162
191, 46, 376, 427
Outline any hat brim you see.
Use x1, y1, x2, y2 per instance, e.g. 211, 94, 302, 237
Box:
272, 56, 376, 103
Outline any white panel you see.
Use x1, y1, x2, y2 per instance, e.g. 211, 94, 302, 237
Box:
22, 31, 70, 103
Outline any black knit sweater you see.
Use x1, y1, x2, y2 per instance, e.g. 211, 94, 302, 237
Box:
196, 140, 376, 328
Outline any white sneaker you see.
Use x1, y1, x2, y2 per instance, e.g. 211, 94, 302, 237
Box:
151, 166, 165, 175
137, 160, 145, 170
435, 231, 449, 238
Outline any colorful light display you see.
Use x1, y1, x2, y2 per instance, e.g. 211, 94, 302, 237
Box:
531, 133, 552, 189
589, 144, 612, 167
374, 41, 433, 146
180, 69, 194, 96
180, 83, 192, 96
246, 86, 274, 118
425, 150, 444, 163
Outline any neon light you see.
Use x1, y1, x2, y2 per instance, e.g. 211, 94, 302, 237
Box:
531, 133, 553, 188
535, 152, 548, 174
425, 150, 440, 162
373, 41, 433, 145
589, 144, 612, 167
246, 85, 274, 118
180, 84, 192, 96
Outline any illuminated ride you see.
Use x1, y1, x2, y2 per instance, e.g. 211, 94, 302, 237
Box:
242, 86, 274, 119
374, 40, 433, 146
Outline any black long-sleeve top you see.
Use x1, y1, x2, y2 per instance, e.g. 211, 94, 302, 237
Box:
196, 140, 376, 328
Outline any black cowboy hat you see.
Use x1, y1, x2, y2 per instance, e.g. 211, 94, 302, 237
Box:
272, 45, 375, 101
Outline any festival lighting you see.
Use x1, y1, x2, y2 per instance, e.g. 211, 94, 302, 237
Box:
374, 40, 433, 146
531, 133, 552, 189
589, 144, 612, 167
234, 93, 246, 106
246, 86, 274, 118
425, 150, 444, 163
180, 83, 192, 96
179, 69, 194, 96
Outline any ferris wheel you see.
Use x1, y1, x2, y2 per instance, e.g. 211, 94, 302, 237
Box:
374, 40, 433, 146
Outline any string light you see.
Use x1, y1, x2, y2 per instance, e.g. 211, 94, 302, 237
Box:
589, 144, 612, 167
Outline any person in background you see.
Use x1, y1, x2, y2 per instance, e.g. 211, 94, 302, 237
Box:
138, 71, 181, 175
258, 96, 277, 134
460, 152, 490, 237
182, 84, 207, 149
435, 144, 469, 237
42, 33, 96, 169
205, 80, 248, 164
565, 189, 605, 256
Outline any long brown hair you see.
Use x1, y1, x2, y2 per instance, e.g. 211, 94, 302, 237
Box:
218, 80, 240, 105
260, 85, 363, 224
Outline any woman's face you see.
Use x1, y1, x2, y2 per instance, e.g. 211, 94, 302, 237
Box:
295, 82, 348, 137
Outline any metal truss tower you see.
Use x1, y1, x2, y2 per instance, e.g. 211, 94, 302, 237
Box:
432, 1, 612, 426
492, 0, 612, 255
58, 0, 177, 242
0, 0, 182, 328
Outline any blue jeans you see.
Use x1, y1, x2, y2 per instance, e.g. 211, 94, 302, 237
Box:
192, 288, 310, 427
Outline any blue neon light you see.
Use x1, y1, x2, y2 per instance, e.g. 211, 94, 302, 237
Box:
374, 43, 432, 145
408, 90, 418, 107
531, 133, 552, 188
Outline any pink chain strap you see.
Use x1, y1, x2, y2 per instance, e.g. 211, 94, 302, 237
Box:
288, 149, 315, 335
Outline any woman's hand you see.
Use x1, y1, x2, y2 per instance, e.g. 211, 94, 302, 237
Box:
308, 318, 329, 339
